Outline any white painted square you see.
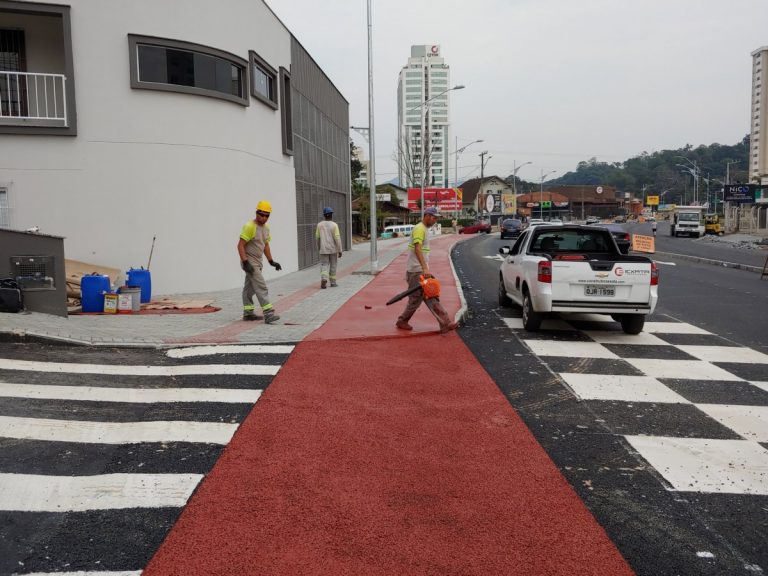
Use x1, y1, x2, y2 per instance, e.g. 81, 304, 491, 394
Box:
584, 331, 668, 345
502, 317, 573, 331
751, 381, 768, 393
676, 346, 768, 364
696, 404, 768, 442
643, 322, 711, 335
523, 340, 618, 359
625, 358, 744, 381
559, 373, 691, 403
625, 436, 768, 495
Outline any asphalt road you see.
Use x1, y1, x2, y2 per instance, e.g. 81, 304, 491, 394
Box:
453, 231, 768, 576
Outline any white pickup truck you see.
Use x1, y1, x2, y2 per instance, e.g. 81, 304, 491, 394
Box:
498, 225, 659, 334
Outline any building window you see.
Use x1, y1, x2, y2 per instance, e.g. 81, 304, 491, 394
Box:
280, 66, 293, 155
128, 35, 248, 106
249, 50, 278, 109
0, 187, 9, 228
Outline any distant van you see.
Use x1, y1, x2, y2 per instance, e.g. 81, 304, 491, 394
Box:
383, 224, 414, 238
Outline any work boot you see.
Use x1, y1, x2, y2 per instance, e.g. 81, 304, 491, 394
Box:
264, 310, 281, 324
321, 279, 327, 289
243, 312, 263, 321
330, 281, 338, 287
395, 319, 413, 331
440, 321, 459, 334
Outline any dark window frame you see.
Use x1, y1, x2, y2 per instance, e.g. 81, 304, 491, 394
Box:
249, 50, 278, 110
0, 1, 76, 136
279, 66, 293, 155
128, 34, 249, 107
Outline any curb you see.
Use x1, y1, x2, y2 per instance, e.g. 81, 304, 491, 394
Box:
654, 250, 764, 275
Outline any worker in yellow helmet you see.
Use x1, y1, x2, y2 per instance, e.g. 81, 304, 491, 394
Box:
237, 200, 282, 323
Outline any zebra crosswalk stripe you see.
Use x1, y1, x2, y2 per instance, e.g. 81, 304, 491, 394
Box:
0, 358, 279, 376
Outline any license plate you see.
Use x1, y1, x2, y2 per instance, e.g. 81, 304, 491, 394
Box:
584, 285, 615, 297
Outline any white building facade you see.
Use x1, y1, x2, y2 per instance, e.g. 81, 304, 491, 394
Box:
750, 46, 768, 185
397, 45, 451, 189
0, 0, 350, 295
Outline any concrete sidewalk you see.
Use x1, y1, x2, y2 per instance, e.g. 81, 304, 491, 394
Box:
0, 234, 466, 347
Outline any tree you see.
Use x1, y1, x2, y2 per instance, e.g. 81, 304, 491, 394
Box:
393, 127, 436, 189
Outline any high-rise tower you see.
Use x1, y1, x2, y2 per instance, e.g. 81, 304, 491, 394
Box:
397, 45, 451, 189
750, 46, 768, 184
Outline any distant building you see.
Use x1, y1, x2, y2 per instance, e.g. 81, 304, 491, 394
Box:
397, 45, 452, 189
457, 176, 513, 222
750, 46, 768, 184
545, 185, 620, 219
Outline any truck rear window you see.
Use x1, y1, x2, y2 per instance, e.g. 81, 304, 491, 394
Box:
530, 230, 611, 253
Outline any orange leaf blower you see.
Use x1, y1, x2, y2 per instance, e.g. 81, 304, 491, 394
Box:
385, 274, 441, 305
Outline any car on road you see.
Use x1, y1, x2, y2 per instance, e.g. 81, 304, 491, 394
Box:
549, 218, 563, 225
597, 223, 632, 254
498, 224, 658, 334
613, 215, 627, 223
499, 218, 523, 239
585, 216, 601, 225
460, 220, 492, 234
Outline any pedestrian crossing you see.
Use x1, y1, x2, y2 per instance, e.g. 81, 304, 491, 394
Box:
0, 343, 293, 576
503, 313, 768, 497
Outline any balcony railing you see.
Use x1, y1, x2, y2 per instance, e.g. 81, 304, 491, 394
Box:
0, 71, 68, 126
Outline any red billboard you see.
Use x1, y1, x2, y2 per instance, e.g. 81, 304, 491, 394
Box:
407, 188, 462, 212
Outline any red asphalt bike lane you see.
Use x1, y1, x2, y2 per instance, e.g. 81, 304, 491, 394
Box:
145, 235, 633, 575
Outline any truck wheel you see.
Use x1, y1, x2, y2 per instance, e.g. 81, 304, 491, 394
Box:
498, 276, 512, 308
620, 314, 645, 335
522, 292, 542, 331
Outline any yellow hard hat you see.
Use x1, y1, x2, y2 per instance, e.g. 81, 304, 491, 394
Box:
256, 200, 272, 214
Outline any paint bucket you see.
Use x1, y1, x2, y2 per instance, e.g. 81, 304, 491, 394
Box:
118, 286, 142, 312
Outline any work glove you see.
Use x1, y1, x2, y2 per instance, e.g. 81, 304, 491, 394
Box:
241, 260, 254, 274
268, 260, 282, 271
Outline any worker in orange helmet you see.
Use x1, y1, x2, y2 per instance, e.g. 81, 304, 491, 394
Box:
237, 200, 282, 323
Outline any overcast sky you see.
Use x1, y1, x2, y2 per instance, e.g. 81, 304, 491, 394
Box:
269, 0, 768, 187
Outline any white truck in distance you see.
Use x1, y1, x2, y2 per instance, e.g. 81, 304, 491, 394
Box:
670, 206, 706, 237
499, 225, 659, 334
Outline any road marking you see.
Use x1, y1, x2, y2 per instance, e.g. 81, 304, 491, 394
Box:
0, 472, 203, 512
483, 255, 504, 261
0, 416, 238, 445
0, 358, 279, 376
696, 404, 768, 442
0, 382, 262, 404
675, 346, 768, 364
654, 260, 677, 266
559, 373, 691, 403
625, 436, 768, 495
523, 339, 619, 359
643, 322, 711, 335
584, 331, 668, 345
166, 344, 294, 358
624, 358, 744, 381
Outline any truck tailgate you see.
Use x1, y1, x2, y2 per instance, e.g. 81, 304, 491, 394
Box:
551, 261, 652, 304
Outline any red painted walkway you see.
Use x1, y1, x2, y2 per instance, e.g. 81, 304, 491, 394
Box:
144, 234, 634, 575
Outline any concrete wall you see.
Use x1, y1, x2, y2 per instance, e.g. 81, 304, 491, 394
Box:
0, 0, 298, 296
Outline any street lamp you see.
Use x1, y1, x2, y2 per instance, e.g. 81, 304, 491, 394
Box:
540, 169, 557, 219
725, 160, 740, 185
408, 84, 465, 219
676, 156, 700, 205
454, 138, 483, 187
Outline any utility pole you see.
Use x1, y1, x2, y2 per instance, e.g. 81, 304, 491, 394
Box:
365, 0, 377, 272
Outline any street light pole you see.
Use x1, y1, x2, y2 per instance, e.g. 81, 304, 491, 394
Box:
410, 84, 465, 219
365, 0, 377, 272
478, 151, 489, 217
540, 169, 556, 219
454, 138, 483, 219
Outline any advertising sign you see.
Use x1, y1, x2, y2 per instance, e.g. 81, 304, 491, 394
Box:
407, 187, 461, 212
646, 195, 660, 206
501, 193, 516, 214
723, 184, 756, 203
375, 193, 391, 202
631, 234, 655, 253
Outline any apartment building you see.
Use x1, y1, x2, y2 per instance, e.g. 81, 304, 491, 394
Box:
397, 45, 452, 190
751, 46, 768, 185
0, 0, 350, 294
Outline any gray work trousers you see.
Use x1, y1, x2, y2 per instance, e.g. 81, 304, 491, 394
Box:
319, 253, 338, 281
398, 271, 452, 327
242, 265, 273, 312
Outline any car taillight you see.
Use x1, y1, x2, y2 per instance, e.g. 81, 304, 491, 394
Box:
621, 233, 630, 241
554, 254, 586, 261
650, 261, 659, 286
538, 260, 552, 283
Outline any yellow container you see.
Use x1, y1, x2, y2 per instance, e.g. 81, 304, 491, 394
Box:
103, 293, 118, 314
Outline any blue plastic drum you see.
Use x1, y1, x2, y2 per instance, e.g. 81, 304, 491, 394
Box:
126, 268, 152, 303
81, 275, 110, 313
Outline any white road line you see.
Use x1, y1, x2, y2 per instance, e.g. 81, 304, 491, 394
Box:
625, 436, 768, 495
0, 416, 238, 445
0, 358, 279, 376
643, 322, 711, 335
166, 344, 294, 358
523, 339, 619, 359
0, 472, 203, 511
0, 382, 261, 404
696, 404, 768, 442
584, 331, 668, 345
676, 345, 768, 364
559, 373, 691, 403
624, 358, 745, 381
